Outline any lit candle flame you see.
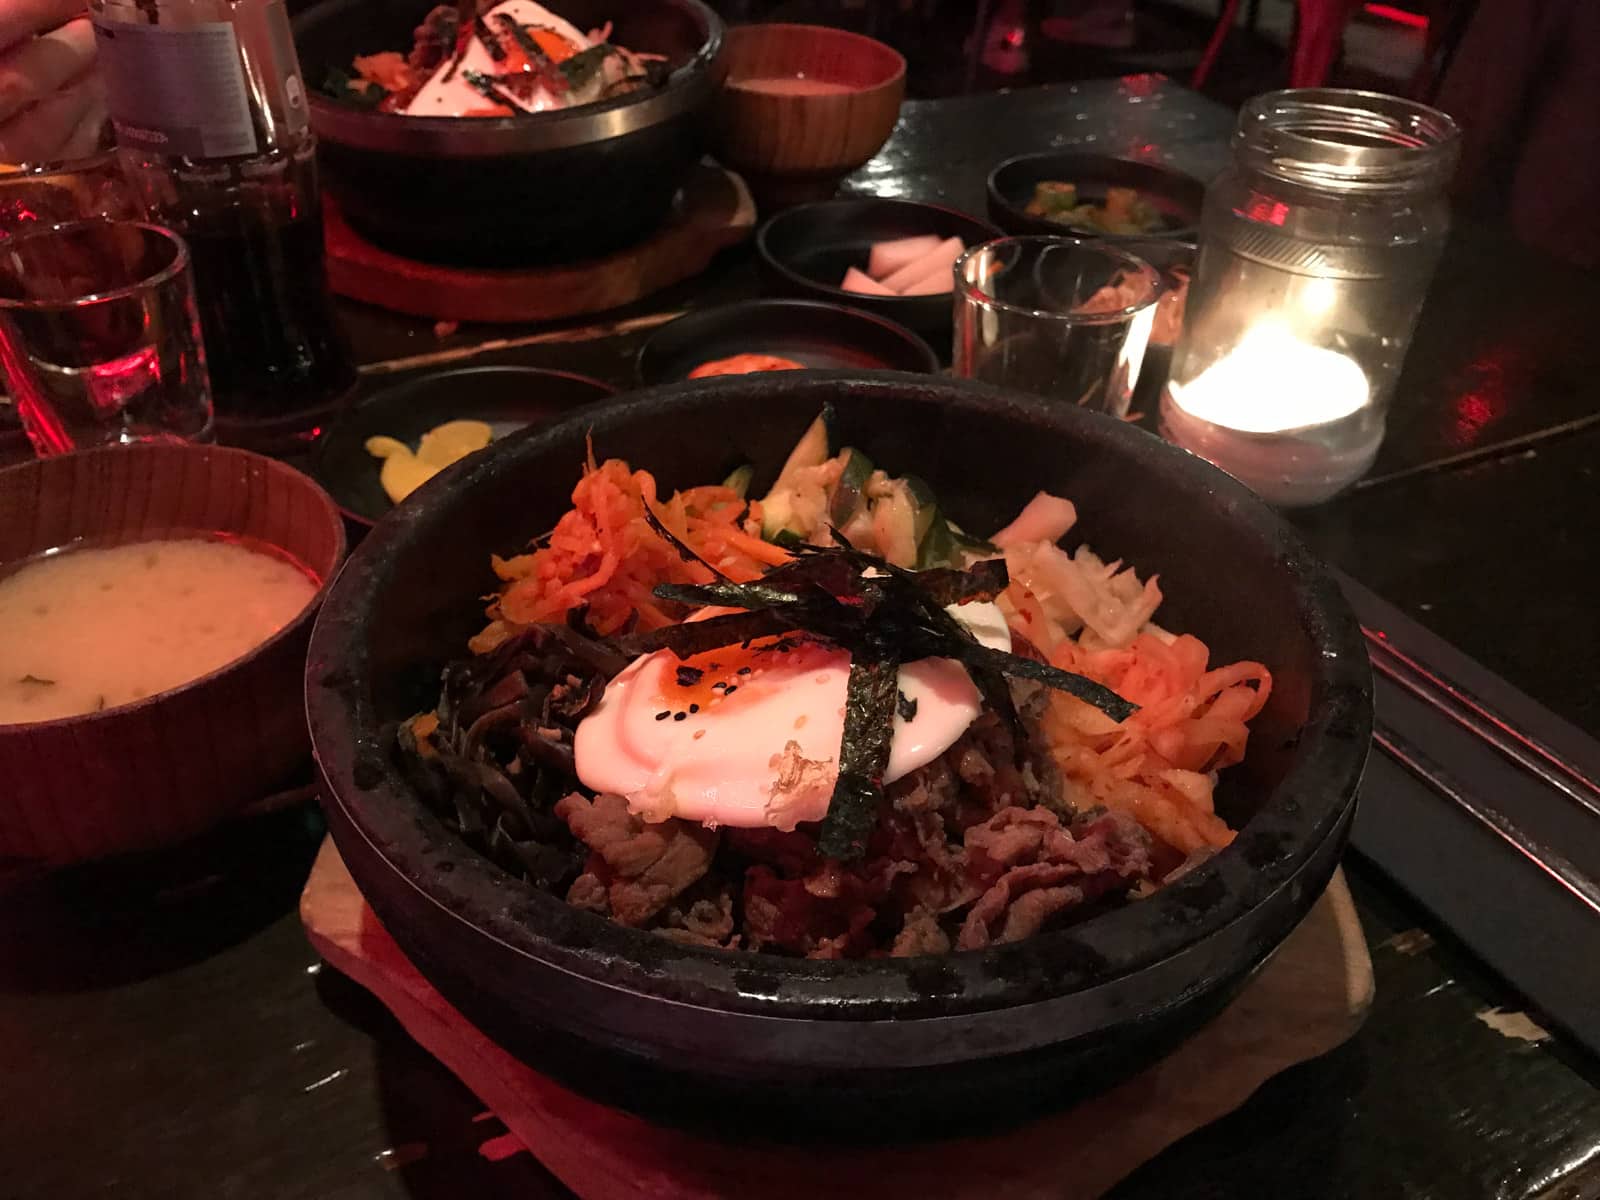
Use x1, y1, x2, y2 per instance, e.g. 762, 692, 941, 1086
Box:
1168, 321, 1370, 435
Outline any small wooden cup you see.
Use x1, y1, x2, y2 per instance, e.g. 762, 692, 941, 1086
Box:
0, 444, 346, 866
710, 23, 906, 209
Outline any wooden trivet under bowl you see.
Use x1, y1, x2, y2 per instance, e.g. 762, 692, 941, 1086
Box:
323, 164, 756, 325
300, 839, 1372, 1200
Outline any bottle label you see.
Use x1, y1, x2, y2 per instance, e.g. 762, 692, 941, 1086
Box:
92, 16, 259, 158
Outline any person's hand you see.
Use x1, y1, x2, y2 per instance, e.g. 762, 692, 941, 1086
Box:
0, 0, 102, 167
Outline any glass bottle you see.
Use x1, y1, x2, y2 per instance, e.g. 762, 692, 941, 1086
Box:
1159, 89, 1459, 506
89, 0, 357, 451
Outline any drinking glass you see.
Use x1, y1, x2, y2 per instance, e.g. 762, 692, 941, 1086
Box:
0, 219, 214, 455
0, 152, 138, 238
953, 236, 1162, 418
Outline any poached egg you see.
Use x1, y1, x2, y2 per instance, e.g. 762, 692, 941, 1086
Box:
574, 602, 1012, 831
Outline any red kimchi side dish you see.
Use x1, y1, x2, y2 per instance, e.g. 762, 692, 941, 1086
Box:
393, 410, 1273, 959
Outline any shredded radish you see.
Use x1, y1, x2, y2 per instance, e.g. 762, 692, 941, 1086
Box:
992, 491, 1078, 548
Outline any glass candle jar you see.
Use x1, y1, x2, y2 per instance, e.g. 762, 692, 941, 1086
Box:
1158, 89, 1460, 506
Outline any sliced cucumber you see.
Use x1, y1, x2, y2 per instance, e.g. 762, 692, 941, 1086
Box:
917, 511, 959, 570
829, 447, 875, 527
905, 474, 939, 547
871, 483, 919, 567
948, 524, 1000, 556
722, 464, 754, 498
775, 412, 831, 482
759, 412, 832, 538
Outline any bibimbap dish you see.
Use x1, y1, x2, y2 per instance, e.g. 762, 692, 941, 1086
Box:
393, 408, 1270, 958
306, 374, 1370, 1130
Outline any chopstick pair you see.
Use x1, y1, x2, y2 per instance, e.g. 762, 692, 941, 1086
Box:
1365, 628, 1600, 917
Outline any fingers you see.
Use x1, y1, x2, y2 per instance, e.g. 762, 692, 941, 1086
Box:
53, 74, 105, 160
0, 68, 100, 165
0, 0, 89, 55
0, 17, 95, 122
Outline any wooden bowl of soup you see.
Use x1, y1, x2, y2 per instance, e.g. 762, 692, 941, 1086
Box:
709, 23, 905, 208
0, 444, 346, 866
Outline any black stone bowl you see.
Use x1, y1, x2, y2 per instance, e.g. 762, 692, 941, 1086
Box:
987, 152, 1207, 243
293, 0, 723, 266
755, 198, 1002, 351
305, 372, 1371, 1139
636, 299, 939, 385
309, 366, 615, 530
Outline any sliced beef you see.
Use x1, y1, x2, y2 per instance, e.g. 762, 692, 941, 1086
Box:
877, 805, 977, 915
958, 861, 1085, 948
890, 751, 962, 817
555, 792, 718, 926
742, 864, 883, 958
656, 889, 739, 950
956, 806, 1153, 949
891, 907, 952, 957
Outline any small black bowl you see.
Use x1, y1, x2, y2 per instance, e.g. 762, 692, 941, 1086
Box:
309, 366, 615, 528
636, 299, 939, 385
755, 198, 1002, 348
987, 153, 1207, 242
306, 371, 1372, 1137
293, 0, 724, 266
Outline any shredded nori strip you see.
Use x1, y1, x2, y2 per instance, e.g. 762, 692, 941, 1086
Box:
473, 14, 507, 60
461, 69, 521, 111
621, 609, 794, 659
641, 502, 731, 582
817, 644, 900, 861
498, 13, 546, 61
558, 42, 612, 90
912, 559, 1009, 606
654, 579, 805, 611
955, 644, 1134, 719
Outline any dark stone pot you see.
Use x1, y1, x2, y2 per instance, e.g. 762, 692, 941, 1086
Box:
305, 372, 1371, 1139
293, 0, 723, 266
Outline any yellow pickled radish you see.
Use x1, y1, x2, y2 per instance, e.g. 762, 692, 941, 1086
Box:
364, 435, 410, 459
364, 421, 494, 506
415, 420, 493, 467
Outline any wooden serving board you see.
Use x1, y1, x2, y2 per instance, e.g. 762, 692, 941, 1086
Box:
324, 165, 755, 325
301, 838, 1373, 1199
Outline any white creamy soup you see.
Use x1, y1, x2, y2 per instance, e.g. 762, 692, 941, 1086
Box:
0, 537, 318, 725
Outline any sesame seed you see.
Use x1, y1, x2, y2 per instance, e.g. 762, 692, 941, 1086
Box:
693, 729, 706, 740
655, 711, 669, 721
737, 666, 752, 675
674, 712, 687, 722
689, 703, 700, 714
724, 685, 738, 695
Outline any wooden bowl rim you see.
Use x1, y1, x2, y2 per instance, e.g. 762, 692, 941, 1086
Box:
0, 443, 347, 733
722, 21, 906, 92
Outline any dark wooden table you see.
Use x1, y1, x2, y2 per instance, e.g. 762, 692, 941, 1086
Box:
6, 77, 1600, 1200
